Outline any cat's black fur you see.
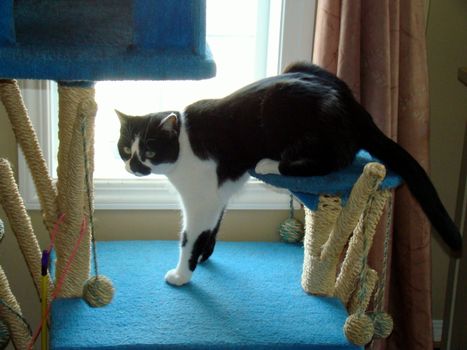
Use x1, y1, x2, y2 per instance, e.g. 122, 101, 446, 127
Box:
185, 66, 360, 184
118, 62, 461, 280
184, 62, 461, 253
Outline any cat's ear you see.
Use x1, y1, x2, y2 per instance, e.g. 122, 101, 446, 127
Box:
115, 109, 128, 124
159, 113, 179, 133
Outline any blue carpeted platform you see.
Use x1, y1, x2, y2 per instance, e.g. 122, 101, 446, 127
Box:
51, 241, 361, 349
0, 0, 215, 81
250, 150, 403, 210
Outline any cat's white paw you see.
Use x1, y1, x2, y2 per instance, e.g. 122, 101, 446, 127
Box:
255, 158, 280, 175
165, 269, 191, 286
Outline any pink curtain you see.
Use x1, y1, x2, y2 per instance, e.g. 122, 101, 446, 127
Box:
313, 1, 432, 349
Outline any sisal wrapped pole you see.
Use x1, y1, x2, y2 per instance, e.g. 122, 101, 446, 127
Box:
54, 84, 96, 297
335, 190, 390, 304
320, 163, 386, 262
0, 266, 31, 349
301, 163, 386, 296
0, 79, 58, 233
301, 196, 342, 295
0, 159, 54, 300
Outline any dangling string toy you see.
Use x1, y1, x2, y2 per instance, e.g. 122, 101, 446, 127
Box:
28, 214, 87, 350
80, 118, 114, 307
279, 195, 304, 243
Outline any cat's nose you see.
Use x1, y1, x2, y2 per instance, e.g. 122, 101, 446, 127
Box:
130, 156, 151, 176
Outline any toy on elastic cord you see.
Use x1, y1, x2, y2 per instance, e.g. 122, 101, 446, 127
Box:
79, 115, 115, 307
279, 195, 304, 243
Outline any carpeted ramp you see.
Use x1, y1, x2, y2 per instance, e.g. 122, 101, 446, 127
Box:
51, 241, 361, 349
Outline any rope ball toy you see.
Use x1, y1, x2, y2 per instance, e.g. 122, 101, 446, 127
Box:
344, 313, 374, 346
344, 311, 394, 345
279, 195, 304, 243
369, 311, 393, 339
83, 276, 114, 308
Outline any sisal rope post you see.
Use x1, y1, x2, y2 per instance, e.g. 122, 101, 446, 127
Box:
335, 190, 390, 304
301, 163, 386, 296
54, 85, 97, 297
0, 79, 58, 233
0, 159, 54, 301
0, 266, 31, 349
320, 163, 386, 262
301, 196, 342, 295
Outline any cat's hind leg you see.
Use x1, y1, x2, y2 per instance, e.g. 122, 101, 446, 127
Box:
256, 139, 356, 177
198, 211, 224, 263
279, 141, 356, 176
255, 158, 281, 175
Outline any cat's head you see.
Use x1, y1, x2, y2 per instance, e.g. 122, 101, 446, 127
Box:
116, 110, 181, 176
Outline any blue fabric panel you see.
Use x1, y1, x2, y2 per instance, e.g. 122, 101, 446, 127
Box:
13, 0, 134, 48
0, 0, 15, 46
250, 150, 403, 210
0, 0, 215, 81
134, 0, 205, 54
51, 241, 361, 350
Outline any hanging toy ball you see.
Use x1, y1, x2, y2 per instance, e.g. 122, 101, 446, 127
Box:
279, 217, 304, 243
344, 313, 375, 346
0, 320, 10, 349
83, 275, 114, 307
370, 312, 393, 339
279, 195, 304, 243
0, 219, 4, 242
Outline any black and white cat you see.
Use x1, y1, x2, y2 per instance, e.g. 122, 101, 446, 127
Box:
116, 62, 462, 286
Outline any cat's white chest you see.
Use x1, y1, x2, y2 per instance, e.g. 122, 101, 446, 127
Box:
167, 124, 248, 209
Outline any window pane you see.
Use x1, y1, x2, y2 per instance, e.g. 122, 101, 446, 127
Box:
93, 0, 280, 179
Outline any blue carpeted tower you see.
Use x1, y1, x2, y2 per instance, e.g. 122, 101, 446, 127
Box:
0, 1, 400, 349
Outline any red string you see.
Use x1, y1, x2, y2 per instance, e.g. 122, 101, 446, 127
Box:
28, 216, 88, 350
47, 213, 66, 252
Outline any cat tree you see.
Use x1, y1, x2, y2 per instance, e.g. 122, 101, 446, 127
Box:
252, 152, 401, 345
0, 1, 401, 349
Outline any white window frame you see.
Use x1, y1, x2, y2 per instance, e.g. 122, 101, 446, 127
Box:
18, 0, 316, 210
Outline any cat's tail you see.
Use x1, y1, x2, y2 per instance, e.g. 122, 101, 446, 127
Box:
357, 108, 462, 255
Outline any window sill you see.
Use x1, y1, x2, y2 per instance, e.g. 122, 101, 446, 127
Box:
21, 177, 292, 210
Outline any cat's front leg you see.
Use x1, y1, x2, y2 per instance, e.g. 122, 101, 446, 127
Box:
164, 231, 194, 286
165, 206, 223, 286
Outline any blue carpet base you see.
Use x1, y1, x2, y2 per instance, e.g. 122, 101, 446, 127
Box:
51, 241, 360, 349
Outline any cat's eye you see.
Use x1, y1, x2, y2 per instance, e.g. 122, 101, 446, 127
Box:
145, 151, 156, 158
123, 146, 131, 155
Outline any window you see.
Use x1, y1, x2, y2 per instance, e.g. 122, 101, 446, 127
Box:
18, 0, 316, 210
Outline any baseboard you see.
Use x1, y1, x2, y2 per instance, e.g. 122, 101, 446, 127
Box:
433, 319, 443, 343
